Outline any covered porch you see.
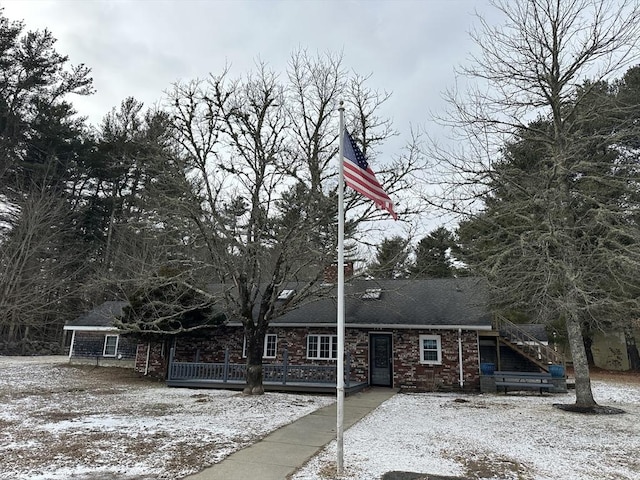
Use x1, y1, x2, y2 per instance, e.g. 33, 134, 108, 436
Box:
166, 348, 367, 394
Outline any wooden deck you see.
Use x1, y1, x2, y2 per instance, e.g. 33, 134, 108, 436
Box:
166, 348, 367, 395
166, 377, 368, 395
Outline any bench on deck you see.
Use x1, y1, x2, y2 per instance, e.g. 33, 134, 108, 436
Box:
493, 371, 554, 394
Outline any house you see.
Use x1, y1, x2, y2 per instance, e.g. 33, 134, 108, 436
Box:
135, 277, 557, 392
588, 327, 640, 371
65, 278, 564, 392
64, 301, 137, 367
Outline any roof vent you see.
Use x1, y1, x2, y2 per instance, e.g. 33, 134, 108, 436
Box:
277, 289, 296, 300
362, 288, 382, 300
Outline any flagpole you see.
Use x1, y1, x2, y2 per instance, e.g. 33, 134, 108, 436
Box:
336, 101, 345, 475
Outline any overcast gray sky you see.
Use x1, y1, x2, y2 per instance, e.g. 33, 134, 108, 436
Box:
3, 0, 505, 234
2, 0, 503, 134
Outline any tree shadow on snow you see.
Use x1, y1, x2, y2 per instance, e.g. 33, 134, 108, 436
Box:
552, 403, 625, 414
382, 473, 471, 480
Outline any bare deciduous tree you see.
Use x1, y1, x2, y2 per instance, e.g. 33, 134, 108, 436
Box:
0, 188, 87, 353
427, 0, 640, 408
157, 51, 428, 394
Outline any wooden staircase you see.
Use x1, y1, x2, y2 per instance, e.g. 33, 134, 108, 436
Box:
494, 315, 564, 372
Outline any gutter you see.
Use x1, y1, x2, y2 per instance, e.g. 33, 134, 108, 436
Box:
63, 326, 118, 332
245, 322, 493, 331
458, 328, 464, 388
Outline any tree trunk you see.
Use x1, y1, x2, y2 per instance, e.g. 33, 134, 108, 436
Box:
243, 324, 265, 395
21, 325, 30, 355
7, 320, 16, 343
583, 335, 595, 366
103, 195, 117, 271
625, 328, 640, 371
565, 314, 597, 407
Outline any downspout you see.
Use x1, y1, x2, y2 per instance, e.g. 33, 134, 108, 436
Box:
144, 341, 151, 376
458, 328, 464, 388
68, 330, 76, 359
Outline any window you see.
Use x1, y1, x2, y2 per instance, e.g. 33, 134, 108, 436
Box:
307, 334, 337, 360
419, 335, 442, 365
243, 334, 278, 358
103, 335, 119, 357
264, 334, 277, 358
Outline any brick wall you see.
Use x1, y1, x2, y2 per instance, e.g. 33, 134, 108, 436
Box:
133, 326, 482, 391
172, 327, 245, 363
134, 342, 170, 378
134, 327, 245, 378
391, 329, 480, 392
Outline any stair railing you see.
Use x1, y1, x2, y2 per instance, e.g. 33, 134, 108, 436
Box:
493, 315, 564, 368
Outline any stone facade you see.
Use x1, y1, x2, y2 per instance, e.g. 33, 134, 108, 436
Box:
172, 327, 245, 364
135, 342, 170, 377
135, 325, 482, 391
389, 328, 481, 392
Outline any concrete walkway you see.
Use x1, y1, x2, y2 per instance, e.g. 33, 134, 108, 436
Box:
185, 387, 397, 480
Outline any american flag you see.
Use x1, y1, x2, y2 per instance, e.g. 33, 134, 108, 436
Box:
342, 130, 398, 220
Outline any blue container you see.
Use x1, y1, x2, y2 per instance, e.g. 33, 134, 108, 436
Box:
480, 362, 495, 376
549, 364, 565, 378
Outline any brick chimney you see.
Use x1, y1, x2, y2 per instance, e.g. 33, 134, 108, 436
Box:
323, 262, 354, 284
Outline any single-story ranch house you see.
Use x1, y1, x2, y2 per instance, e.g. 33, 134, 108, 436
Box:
64, 301, 137, 367
65, 277, 564, 392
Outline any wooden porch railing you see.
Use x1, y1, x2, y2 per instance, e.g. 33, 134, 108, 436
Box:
494, 315, 564, 368
168, 348, 353, 387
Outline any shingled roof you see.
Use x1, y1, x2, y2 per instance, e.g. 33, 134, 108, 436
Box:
65, 301, 129, 328
65, 278, 490, 331
270, 277, 491, 329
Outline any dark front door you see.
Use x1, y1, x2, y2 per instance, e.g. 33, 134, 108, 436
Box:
370, 333, 392, 387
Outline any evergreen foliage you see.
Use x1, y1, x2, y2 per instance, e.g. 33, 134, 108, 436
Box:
367, 236, 411, 278
117, 272, 226, 337
412, 227, 457, 278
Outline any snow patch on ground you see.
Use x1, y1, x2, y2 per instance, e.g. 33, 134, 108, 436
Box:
2, 356, 638, 480
0, 357, 334, 480
292, 380, 640, 480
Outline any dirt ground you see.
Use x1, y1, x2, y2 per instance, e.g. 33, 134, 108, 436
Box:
2, 357, 638, 480
0, 361, 177, 479
588, 366, 640, 383
0, 357, 334, 480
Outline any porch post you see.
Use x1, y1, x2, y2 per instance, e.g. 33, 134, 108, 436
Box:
223, 348, 230, 383
282, 348, 289, 385
345, 350, 351, 388
168, 346, 175, 381
68, 330, 76, 359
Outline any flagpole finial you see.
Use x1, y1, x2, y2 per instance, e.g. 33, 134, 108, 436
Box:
339, 100, 344, 111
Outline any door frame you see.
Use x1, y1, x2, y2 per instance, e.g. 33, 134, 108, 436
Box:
369, 332, 393, 387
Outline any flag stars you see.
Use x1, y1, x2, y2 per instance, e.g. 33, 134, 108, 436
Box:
348, 136, 369, 169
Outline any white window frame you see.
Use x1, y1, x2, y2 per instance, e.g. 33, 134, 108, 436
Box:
242, 334, 278, 359
307, 334, 338, 360
419, 334, 442, 365
263, 333, 277, 359
103, 335, 119, 357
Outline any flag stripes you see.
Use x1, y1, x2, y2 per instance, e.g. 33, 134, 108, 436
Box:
342, 130, 398, 220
